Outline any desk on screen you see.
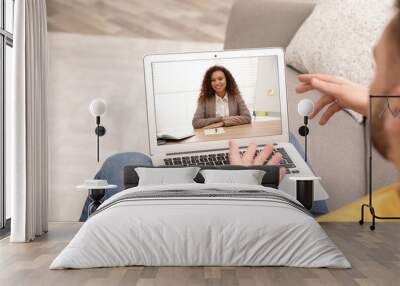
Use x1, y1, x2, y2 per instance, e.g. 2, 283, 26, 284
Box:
164, 119, 282, 145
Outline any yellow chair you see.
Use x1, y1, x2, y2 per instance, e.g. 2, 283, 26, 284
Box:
317, 183, 400, 222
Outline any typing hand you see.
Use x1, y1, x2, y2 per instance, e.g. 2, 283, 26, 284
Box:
228, 140, 286, 180
296, 74, 368, 125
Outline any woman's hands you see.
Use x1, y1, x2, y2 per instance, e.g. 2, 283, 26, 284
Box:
296, 74, 369, 125
204, 116, 242, 129
223, 115, 241, 120
228, 140, 286, 180
204, 121, 224, 129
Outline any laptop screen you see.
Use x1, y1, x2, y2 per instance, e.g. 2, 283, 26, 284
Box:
151, 55, 283, 146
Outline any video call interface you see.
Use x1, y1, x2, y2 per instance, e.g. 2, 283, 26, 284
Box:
151, 56, 283, 145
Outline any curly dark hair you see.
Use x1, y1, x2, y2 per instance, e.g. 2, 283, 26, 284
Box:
198, 66, 240, 103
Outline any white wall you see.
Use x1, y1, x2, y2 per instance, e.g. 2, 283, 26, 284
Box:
47, 33, 223, 221
254, 56, 281, 113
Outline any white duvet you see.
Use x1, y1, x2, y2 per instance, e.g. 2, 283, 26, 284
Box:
50, 183, 350, 269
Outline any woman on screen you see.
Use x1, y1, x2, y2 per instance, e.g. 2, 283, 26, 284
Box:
192, 65, 251, 129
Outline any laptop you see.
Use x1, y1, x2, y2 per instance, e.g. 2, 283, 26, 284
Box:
143, 48, 328, 201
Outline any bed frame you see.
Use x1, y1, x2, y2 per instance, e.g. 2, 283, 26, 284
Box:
123, 165, 281, 189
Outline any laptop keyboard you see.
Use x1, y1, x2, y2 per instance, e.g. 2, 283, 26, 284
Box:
163, 147, 298, 174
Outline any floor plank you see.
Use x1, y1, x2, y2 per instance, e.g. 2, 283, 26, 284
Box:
1, 222, 400, 286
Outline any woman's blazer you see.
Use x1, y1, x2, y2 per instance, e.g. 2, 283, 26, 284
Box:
192, 94, 251, 129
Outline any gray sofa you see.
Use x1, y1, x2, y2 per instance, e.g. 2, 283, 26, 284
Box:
224, 0, 397, 210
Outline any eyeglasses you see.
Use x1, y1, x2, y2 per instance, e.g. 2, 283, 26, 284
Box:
370, 95, 400, 119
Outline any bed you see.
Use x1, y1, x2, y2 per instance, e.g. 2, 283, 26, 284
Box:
50, 165, 350, 269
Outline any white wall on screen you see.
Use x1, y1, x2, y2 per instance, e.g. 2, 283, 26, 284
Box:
254, 56, 280, 113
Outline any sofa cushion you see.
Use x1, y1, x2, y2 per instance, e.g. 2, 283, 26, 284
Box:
224, 0, 316, 50
285, 0, 395, 86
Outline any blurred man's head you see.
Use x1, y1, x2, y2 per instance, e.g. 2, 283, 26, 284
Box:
370, 0, 400, 171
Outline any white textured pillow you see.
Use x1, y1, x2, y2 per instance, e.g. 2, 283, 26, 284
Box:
200, 169, 266, 185
136, 167, 200, 186
286, 0, 395, 86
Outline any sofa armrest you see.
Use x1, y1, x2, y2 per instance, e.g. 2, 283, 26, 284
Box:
224, 0, 316, 49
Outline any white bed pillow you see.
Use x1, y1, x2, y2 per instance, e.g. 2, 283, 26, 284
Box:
136, 167, 200, 186
200, 169, 266, 185
286, 0, 395, 86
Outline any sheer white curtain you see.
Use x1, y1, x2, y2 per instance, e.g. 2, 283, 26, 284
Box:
9, 0, 48, 242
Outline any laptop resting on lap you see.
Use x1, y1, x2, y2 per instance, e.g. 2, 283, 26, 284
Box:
143, 48, 328, 201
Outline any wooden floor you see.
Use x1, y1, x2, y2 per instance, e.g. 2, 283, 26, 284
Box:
46, 0, 234, 42
1, 222, 399, 286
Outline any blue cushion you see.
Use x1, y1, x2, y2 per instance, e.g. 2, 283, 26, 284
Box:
79, 152, 152, 221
